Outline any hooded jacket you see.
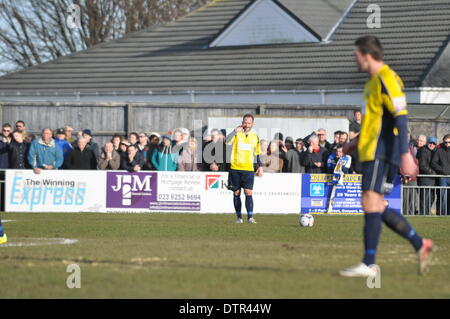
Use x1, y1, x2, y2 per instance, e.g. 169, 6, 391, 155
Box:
151, 143, 179, 171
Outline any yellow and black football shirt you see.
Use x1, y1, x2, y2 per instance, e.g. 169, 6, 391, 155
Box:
226, 131, 261, 171
358, 64, 408, 164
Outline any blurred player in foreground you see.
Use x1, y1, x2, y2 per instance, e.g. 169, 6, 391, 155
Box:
0, 218, 6, 244
340, 36, 433, 277
225, 114, 263, 224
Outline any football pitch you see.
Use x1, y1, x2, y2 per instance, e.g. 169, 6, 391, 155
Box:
0, 212, 449, 299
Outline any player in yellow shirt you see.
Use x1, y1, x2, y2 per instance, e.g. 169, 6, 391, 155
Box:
225, 114, 263, 224
340, 36, 433, 277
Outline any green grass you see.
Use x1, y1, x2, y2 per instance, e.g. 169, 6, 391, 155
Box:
0, 212, 449, 298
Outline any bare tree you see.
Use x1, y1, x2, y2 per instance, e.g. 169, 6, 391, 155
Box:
0, 0, 209, 75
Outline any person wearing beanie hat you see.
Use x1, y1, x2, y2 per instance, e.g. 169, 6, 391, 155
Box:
417, 135, 438, 215
285, 136, 294, 145
162, 134, 172, 142
148, 132, 161, 140
81, 129, 100, 160
54, 128, 73, 160
180, 128, 190, 142
427, 136, 437, 145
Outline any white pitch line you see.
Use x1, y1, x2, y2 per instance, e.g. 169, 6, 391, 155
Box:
2, 220, 16, 223
0, 238, 78, 247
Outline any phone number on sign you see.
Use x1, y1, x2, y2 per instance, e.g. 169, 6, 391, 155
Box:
157, 193, 201, 201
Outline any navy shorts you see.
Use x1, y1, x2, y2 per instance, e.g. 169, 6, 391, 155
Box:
362, 159, 399, 195
228, 169, 255, 191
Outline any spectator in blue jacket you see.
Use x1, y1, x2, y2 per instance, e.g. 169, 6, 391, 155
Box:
54, 128, 73, 160
327, 144, 352, 174
28, 128, 64, 174
151, 135, 179, 171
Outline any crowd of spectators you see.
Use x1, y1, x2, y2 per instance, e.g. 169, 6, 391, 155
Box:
0, 114, 447, 185
0, 111, 450, 215
414, 133, 450, 215
0, 112, 447, 215
0, 119, 359, 176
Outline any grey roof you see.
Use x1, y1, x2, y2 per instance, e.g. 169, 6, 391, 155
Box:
408, 104, 450, 120
0, 0, 449, 95
277, 0, 354, 40
422, 40, 450, 87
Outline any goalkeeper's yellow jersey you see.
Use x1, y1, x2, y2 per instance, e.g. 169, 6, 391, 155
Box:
227, 131, 261, 171
358, 64, 408, 164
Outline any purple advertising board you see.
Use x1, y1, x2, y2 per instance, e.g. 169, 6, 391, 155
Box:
107, 172, 157, 209
106, 171, 201, 212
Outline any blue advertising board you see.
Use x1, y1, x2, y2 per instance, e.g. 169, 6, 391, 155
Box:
301, 174, 402, 214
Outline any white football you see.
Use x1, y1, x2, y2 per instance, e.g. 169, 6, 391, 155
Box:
299, 214, 315, 227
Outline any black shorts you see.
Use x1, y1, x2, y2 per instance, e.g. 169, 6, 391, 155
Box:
362, 159, 399, 195
228, 169, 255, 191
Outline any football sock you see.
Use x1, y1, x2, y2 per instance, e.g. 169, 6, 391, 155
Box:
0, 220, 4, 237
245, 195, 253, 219
382, 207, 423, 251
233, 195, 242, 218
362, 213, 382, 266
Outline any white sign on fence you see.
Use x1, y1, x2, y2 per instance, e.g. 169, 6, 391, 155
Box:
202, 172, 301, 214
5, 170, 106, 212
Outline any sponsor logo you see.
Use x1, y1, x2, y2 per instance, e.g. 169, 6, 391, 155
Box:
205, 174, 221, 190
205, 174, 227, 190
8, 172, 86, 211
310, 183, 325, 197
311, 199, 324, 207
107, 172, 157, 208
